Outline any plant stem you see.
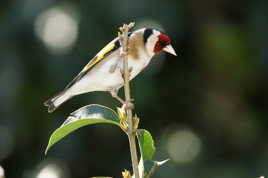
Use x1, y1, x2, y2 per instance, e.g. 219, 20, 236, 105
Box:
118, 22, 140, 178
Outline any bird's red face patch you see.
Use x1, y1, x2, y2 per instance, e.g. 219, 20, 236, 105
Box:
153, 33, 171, 54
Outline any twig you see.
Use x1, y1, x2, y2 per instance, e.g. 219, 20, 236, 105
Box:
118, 22, 140, 178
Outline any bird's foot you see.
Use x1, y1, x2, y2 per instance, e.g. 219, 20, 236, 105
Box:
122, 101, 134, 110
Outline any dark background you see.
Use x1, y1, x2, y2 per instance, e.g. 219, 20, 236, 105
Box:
0, 0, 268, 177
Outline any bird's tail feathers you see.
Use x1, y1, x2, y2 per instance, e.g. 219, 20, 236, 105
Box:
44, 91, 72, 113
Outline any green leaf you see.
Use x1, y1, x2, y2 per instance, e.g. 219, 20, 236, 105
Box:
143, 159, 169, 178
137, 129, 156, 161
45, 104, 120, 154
136, 129, 168, 178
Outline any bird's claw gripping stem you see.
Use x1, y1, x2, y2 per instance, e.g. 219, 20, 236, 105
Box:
122, 102, 134, 110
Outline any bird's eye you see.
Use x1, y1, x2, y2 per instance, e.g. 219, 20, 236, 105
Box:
158, 33, 171, 47
158, 38, 166, 46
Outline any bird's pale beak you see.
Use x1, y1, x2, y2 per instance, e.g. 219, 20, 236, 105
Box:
163, 44, 177, 56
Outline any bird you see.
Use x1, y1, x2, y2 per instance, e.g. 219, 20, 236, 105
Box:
44, 28, 177, 113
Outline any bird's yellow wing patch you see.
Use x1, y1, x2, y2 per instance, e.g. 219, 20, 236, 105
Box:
82, 43, 116, 72
64, 40, 120, 90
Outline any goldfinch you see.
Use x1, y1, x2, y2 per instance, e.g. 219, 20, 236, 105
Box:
44, 28, 177, 113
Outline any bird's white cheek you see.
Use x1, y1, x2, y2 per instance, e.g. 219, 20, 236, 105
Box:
146, 36, 158, 57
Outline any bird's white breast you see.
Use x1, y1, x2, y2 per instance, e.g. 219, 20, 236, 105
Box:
68, 46, 152, 95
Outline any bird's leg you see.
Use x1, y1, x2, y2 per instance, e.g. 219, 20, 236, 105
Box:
109, 57, 122, 73
110, 89, 126, 105
110, 89, 134, 110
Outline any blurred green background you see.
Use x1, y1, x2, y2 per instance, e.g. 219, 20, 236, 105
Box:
0, 0, 268, 177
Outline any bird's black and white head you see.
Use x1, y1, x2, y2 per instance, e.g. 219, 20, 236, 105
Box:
142, 28, 177, 57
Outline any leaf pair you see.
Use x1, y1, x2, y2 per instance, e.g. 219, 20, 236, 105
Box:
45, 104, 167, 177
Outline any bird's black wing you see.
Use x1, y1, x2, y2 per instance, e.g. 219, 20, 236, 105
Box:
65, 39, 121, 89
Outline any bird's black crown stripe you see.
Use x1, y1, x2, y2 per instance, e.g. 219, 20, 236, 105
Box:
143, 28, 153, 44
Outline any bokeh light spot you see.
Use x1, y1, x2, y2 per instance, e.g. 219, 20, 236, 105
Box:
166, 129, 202, 163
37, 164, 62, 178
0, 166, 4, 177
35, 160, 70, 178
34, 5, 79, 54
